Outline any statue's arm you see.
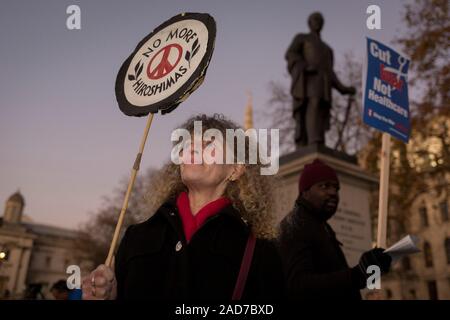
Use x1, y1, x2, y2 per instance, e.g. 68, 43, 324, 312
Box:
285, 34, 306, 75
330, 49, 356, 95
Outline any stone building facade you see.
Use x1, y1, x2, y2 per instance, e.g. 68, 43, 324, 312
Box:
381, 178, 450, 300
0, 191, 93, 299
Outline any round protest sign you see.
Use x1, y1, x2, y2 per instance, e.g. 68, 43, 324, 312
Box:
115, 13, 216, 116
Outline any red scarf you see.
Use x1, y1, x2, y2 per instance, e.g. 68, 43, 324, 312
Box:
176, 191, 231, 243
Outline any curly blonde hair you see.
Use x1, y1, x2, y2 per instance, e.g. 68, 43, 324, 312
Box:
145, 114, 278, 239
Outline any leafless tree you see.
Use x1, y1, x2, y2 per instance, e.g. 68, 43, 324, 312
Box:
76, 167, 157, 266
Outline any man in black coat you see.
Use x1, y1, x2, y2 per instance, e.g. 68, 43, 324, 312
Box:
278, 159, 392, 300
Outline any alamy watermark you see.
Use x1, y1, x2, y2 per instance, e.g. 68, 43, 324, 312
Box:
366, 265, 382, 290
64, 264, 382, 293
170, 121, 280, 175
66, 5, 81, 30
66, 265, 81, 289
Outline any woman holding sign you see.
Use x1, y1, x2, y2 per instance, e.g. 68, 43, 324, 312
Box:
81, 114, 284, 300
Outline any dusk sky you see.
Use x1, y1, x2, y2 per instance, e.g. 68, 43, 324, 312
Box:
0, 0, 411, 229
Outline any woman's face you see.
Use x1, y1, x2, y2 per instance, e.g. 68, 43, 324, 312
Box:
180, 136, 239, 191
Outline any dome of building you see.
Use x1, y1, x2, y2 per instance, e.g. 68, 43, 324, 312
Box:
7, 190, 25, 206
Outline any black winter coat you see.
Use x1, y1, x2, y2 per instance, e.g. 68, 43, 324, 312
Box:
278, 198, 362, 300
114, 199, 285, 300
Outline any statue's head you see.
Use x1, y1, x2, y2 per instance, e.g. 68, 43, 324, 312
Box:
308, 12, 324, 33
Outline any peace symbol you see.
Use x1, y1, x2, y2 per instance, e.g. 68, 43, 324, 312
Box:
147, 44, 183, 80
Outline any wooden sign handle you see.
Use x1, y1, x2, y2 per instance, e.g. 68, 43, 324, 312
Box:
376, 132, 391, 248
105, 113, 154, 267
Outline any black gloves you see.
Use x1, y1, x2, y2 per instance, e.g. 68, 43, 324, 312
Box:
351, 248, 392, 289
358, 248, 392, 274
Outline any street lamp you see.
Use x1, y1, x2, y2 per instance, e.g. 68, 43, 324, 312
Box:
0, 251, 7, 260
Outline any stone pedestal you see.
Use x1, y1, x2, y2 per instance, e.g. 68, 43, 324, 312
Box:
275, 144, 378, 266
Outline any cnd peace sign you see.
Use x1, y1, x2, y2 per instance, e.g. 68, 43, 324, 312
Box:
116, 12, 216, 116
147, 44, 183, 80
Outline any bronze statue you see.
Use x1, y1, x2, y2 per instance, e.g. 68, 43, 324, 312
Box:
286, 12, 356, 147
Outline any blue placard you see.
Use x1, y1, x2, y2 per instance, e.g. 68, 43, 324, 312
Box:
363, 38, 410, 142
68, 288, 82, 300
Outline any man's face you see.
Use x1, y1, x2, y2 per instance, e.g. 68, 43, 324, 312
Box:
303, 180, 340, 218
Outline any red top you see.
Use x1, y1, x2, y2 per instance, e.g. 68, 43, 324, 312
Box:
176, 191, 231, 243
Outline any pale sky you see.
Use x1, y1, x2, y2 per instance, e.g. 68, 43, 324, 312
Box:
0, 0, 411, 229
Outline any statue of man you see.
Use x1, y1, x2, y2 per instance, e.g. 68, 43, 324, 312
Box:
286, 12, 356, 147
